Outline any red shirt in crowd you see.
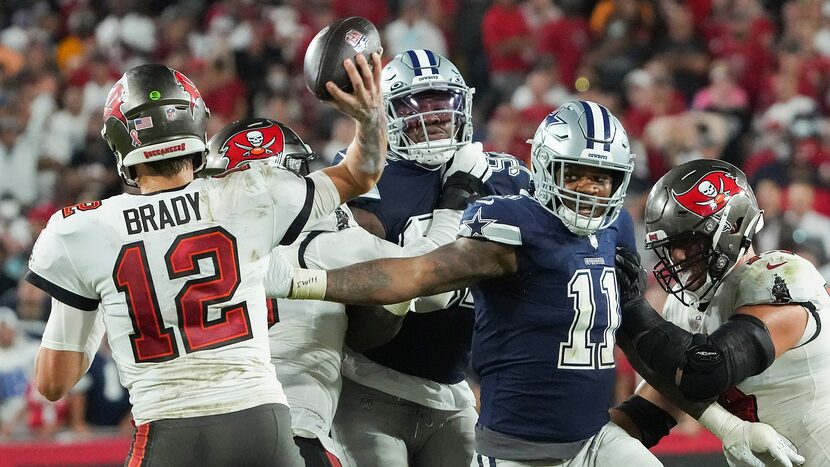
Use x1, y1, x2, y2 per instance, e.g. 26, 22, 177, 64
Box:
482, 2, 532, 74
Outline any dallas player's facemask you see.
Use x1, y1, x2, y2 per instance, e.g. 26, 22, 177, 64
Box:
382, 49, 474, 167
550, 161, 624, 236
390, 89, 467, 167
530, 101, 634, 236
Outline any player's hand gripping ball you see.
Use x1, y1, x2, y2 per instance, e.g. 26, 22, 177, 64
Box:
303, 16, 382, 101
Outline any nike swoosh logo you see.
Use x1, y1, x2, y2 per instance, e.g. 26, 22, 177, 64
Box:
767, 262, 787, 270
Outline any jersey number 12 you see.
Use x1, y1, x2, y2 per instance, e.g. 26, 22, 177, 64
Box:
113, 227, 253, 363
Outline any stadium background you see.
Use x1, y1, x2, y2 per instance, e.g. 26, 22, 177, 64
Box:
1, 0, 829, 465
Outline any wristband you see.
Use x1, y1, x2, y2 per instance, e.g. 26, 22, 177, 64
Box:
382, 300, 411, 316
290, 269, 328, 300
698, 403, 741, 439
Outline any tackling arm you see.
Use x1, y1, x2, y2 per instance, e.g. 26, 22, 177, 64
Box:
291, 238, 517, 304
320, 53, 388, 202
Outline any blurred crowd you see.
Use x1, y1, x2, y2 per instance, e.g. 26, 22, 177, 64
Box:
2, 0, 830, 443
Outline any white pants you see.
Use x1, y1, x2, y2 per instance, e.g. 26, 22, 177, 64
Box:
474, 422, 663, 467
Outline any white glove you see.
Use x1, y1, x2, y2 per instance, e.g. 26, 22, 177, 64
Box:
699, 404, 805, 467
443, 142, 492, 183
264, 251, 296, 298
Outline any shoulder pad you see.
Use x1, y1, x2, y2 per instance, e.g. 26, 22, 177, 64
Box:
735, 251, 826, 306
458, 195, 533, 245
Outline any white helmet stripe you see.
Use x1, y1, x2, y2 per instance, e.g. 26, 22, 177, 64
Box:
579, 100, 613, 152
408, 49, 439, 76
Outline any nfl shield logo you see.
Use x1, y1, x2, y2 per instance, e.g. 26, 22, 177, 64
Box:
166, 107, 176, 121
344, 29, 368, 53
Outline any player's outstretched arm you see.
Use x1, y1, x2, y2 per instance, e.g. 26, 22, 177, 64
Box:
291, 238, 517, 305
321, 52, 387, 203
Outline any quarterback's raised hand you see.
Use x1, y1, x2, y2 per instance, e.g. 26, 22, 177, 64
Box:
321, 51, 387, 203
615, 246, 648, 307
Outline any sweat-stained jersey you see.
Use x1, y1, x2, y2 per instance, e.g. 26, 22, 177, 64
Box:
663, 250, 830, 466
26, 164, 314, 424
337, 151, 532, 408
459, 194, 637, 455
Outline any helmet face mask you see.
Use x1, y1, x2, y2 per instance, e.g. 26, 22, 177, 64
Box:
101, 65, 210, 187
382, 50, 473, 166
531, 101, 634, 235
202, 118, 315, 178
650, 228, 722, 306
644, 160, 765, 306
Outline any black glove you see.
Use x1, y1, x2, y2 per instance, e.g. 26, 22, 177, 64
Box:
437, 171, 486, 210
615, 246, 648, 307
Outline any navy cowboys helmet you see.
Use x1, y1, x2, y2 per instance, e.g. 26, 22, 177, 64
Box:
530, 101, 634, 235
201, 118, 314, 177
644, 159, 764, 306
381, 49, 473, 166
101, 64, 210, 186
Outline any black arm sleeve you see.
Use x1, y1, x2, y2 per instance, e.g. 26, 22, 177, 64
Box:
621, 296, 776, 402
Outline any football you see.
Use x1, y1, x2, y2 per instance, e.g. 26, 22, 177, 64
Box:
303, 16, 382, 101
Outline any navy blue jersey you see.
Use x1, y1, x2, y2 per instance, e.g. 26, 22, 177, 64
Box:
335, 150, 532, 383
334, 151, 442, 242
459, 194, 636, 443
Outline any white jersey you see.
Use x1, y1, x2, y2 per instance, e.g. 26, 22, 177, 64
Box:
269, 204, 462, 449
663, 250, 830, 466
28, 164, 318, 424
269, 207, 408, 445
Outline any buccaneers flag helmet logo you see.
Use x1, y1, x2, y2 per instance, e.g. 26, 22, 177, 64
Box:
103, 79, 128, 128
672, 170, 743, 217
219, 122, 285, 170
174, 70, 203, 119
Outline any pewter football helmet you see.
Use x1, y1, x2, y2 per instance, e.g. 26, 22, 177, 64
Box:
202, 118, 314, 177
644, 159, 764, 306
381, 49, 473, 166
101, 64, 210, 187
530, 101, 634, 235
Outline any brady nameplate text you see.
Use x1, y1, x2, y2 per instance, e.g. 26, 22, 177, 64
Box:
123, 192, 201, 235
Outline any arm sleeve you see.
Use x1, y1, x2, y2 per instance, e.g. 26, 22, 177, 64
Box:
41, 298, 104, 356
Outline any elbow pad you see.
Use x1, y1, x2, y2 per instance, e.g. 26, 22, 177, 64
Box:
679, 314, 775, 401
629, 307, 776, 402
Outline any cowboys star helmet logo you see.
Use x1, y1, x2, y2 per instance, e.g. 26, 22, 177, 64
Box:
672, 170, 743, 217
